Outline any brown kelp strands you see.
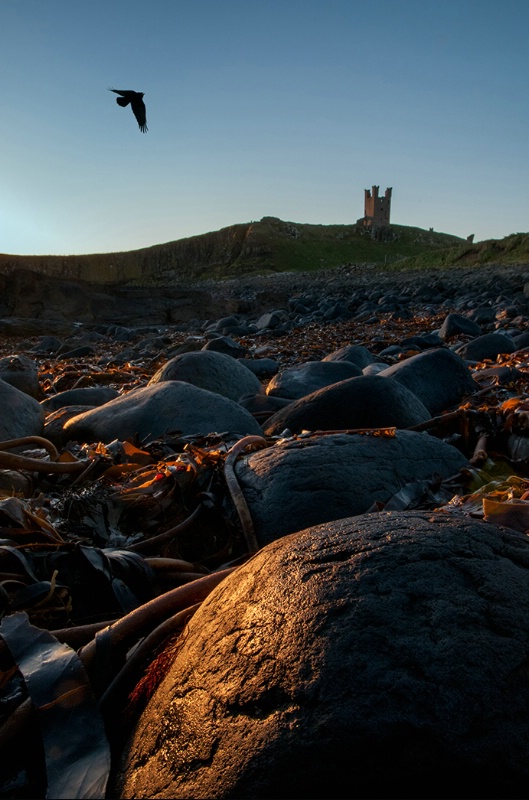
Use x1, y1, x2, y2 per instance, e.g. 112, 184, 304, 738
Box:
2, 304, 529, 797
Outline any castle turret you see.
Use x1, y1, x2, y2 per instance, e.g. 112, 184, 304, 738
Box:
359, 185, 392, 230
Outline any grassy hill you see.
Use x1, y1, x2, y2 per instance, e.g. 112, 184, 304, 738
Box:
1, 217, 524, 286
394, 232, 529, 271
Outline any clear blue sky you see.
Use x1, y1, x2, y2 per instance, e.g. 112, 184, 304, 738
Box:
1, 0, 527, 255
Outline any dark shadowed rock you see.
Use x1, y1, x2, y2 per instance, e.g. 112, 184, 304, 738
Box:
472, 365, 522, 387
0, 379, 45, 439
262, 375, 430, 436
237, 358, 280, 378
234, 431, 467, 544
201, 336, 248, 358
438, 312, 482, 340
455, 332, 517, 362
0, 355, 39, 399
40, 386, 120, 412
148, 350, 262, 401
29, 335, 64, 355
43, 405, 95, 446
467, 306, 496, 325
361, 362, 387, 376
238, 393, 292, 417
266, 361, 362, 400
322, 343, 382, 368
378, 348, 478, 415
63, 381, 263, 444
256, 311, 284, 330
57, 345, 96, 360
400, 332, 444, 351
115, 511, 529, 800
513, 331, 529, 350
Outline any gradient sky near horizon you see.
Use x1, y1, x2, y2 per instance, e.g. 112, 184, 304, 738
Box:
1, 0, 527, 255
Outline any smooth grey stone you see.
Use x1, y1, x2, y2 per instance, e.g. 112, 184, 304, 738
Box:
513, 331, 529, 350
63, 381, 263, 444
0, 354, 39, 399
29, 335, 63, 355
237, 358, 279, 377
322, 344, 381, 368
439, 313, 482, 340
467, 306, 496, 324
256, 311, 284, 330
379, 348, 478, 416
149, 350, 262, 402
165, 337, 205, 358
263, 375, 430, 436
211, 316, 239, 330
400, 333, 444, 350
322, 302, 350, 320
57, 345, 95, 360
455, 332, 517, 362
201, 336, 247, 358
237, 393, 292, 416
115, 511, 529, 800
40, 386, 119, 412
235, 431, 467, 544
378, 344, 406, 357
362, 363, 387, 376
109, 326, 134, 342
0, 379, 45, 440
266, 361, 362, 400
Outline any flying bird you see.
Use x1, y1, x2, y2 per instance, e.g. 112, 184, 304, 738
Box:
109, 88, 148, 132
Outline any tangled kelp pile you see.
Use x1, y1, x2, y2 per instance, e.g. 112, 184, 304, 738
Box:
2, 305, 529, 798
0, 429, 267, 799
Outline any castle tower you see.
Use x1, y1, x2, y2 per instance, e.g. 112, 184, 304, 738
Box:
360, 185, 392, 229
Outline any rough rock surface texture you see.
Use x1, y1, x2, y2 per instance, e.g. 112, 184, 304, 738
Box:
114, 511, 529, 800
235, 431, 467, 544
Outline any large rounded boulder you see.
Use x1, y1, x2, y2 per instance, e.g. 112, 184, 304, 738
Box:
149, 350, 263, 401
0, 379, 45, 440
63, 381, 263, 443
262, 374, 430, 436
378, 347, 478, 416
0, 354, 40, 399
234, 430, 467, 544
115, 511, 529, 799
455, 332, 517, 362
266, 361, 361, 400
322, 343, 382, 368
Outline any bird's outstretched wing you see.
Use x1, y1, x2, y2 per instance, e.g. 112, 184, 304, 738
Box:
108, 88, 148, 132
130, 96, 148, 133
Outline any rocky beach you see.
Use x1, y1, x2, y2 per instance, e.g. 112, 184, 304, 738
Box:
1, 261, 529, 799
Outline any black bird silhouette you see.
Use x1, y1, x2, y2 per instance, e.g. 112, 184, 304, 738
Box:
109, 88, 148, 132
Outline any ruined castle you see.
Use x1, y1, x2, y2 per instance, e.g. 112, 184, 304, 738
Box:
358, 185, 392, 231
